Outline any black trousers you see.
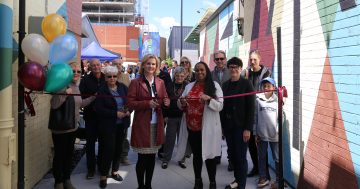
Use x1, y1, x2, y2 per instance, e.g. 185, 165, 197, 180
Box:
52, 131, 76, 184
188, 129, 217, 182
248, 132, 258, 170
98, 123, 126, 176
85, 116, 99, 172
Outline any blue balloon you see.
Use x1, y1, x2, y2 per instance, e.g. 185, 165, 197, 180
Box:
49, 34, 78, 65
44, 63, 74, 92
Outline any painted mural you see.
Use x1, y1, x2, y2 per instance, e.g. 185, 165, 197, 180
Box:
199, 0, 360, 188
139, 32, 160, 60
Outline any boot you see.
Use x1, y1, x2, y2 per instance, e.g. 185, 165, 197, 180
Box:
64, 180, 76, 189
194, 178, 203, 189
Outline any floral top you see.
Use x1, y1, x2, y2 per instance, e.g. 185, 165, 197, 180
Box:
185, 83, 205, 131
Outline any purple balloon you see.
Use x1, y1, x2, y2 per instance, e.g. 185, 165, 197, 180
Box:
18, 61, 46, 91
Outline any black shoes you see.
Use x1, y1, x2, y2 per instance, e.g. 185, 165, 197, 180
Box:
178, 161, 187, 169
111, 173, 123, 181
161, 162, 168, 169
225, 181, 239, 189
194, 178, 203, 189
86, 170, 95, 179
247, 168, 259, 177
99, 179, 107, 188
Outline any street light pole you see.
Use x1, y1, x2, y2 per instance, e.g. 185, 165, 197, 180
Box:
180, 0, 183, 57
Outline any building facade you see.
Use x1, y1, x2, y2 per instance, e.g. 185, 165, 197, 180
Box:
82, 0, 135, 24
168, 26, 199, 63
190, 0, 360, 188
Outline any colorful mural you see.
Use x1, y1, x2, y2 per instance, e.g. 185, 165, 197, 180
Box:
198, 0, 360, 188
139, 32, 160, 60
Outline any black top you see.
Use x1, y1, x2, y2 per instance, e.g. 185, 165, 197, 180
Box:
221, 78, 255, 131
163, 82, 188, 118
79, 72, 106, 118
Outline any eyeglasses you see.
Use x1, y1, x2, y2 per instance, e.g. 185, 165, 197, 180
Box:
180, 61, 189, 64
215, 57, 225, 61
106, 75, 117, 78
73, 70, 81, 74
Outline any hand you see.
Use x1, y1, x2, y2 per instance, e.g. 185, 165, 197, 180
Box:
149, 99, 160, 109
243, 130, 251, 142
117, 111, 127, 118
199, 94, 212, 104
179, 97, 188, 107
163, 97, 170, 107
65, 87, 72, 94
255, 135, 261, 144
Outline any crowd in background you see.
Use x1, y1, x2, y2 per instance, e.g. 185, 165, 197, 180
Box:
49, 50, 281, 189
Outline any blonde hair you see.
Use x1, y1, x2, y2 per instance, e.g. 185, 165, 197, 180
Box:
180, 56, 192, 73
139, 54, 160, 76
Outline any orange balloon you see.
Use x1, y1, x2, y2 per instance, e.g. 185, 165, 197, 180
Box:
41, 14, 67, 42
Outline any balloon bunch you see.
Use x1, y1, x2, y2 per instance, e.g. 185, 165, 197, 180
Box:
18, 13, 78, 92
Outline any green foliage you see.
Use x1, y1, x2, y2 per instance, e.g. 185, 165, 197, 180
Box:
165, 57, 173, 67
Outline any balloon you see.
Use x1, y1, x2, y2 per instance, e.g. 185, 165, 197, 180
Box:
21, 34, 49, 66
49, 34, 78, 65
42, 13, 67, 42
44, 63, 73, 92
18, 61, 46, 91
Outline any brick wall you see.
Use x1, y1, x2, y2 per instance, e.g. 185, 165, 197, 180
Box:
93, 25, 139, 62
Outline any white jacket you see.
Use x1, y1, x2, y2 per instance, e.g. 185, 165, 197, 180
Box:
174, 81, 223, 161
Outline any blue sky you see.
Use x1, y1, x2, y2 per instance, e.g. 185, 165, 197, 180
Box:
147, 0, 225, 38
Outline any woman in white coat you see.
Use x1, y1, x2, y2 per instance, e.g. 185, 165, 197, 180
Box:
177, 61, 223, 189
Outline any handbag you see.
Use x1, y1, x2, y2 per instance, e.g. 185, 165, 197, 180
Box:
48, 96, 76, 131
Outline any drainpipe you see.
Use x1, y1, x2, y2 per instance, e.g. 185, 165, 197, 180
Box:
0, 0, 17, 189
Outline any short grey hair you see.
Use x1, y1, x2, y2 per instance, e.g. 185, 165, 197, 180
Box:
173, 66, 186, 76
103, 65, 118, 75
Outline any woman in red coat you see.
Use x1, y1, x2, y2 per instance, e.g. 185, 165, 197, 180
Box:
127, 54, 170, 189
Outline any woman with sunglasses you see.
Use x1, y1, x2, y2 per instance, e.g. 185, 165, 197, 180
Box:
94, 66, 131, 188
50, 62, 96, 189
127, 54, 170, 189
180, 56, 195, 82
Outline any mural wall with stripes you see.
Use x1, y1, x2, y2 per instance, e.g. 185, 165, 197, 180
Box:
199, 0, 360, 188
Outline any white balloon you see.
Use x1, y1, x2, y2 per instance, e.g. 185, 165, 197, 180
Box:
21, 34, 50, 66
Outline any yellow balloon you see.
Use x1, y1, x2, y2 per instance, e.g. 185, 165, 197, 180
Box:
41, 14, 67, 42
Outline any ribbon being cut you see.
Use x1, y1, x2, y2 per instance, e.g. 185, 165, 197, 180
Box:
24, 87, 287, 116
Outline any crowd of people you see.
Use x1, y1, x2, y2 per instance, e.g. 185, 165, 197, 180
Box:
48, 50, 281, 189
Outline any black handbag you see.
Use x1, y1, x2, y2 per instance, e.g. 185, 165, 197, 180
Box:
48, 96, 76, 131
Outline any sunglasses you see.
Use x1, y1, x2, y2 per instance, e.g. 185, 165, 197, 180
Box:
181, 61, 189, 64
215, 57, 225, 61
228, 66, 240, 70
73, 70, 81, 74
107, 75, 117, 78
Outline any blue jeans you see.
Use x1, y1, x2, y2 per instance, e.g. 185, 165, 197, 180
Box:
224, 127, 248, 189
258, 140, 279, 179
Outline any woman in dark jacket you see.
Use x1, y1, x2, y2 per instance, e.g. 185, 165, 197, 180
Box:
221, 57, 255, 189
95, 66, 130, 188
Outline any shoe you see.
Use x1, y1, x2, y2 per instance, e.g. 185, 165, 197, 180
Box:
224, 181, 238, 189
54, 183, 64, 189
209, 182, 216, 189
227, 161, 234, 172
161, 162, 168, 169
178, 161, 187, 169
111, 172, 123, 181
63, 180, 76, 189
86, 170, 95, 179
121, 157, 131, 166
99, 179, 107, 188
247, 168, 258, 177
194, 178, 203, 189
257, 177, 270, 188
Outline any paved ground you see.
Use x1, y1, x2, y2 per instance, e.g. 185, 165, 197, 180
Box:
33, 137, 280, 189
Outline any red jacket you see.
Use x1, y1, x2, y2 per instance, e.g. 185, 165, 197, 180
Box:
127, 76, 168, 148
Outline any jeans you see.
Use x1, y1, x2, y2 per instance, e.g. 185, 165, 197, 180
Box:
258, 140, 279, 179
224, 127, 248, 189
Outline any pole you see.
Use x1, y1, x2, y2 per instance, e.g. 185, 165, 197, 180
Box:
18, 0, 26, 188
180, 0, 183, 57
276, 27, 284, 189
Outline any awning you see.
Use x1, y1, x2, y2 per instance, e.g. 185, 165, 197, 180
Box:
81, 41, 119, 61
